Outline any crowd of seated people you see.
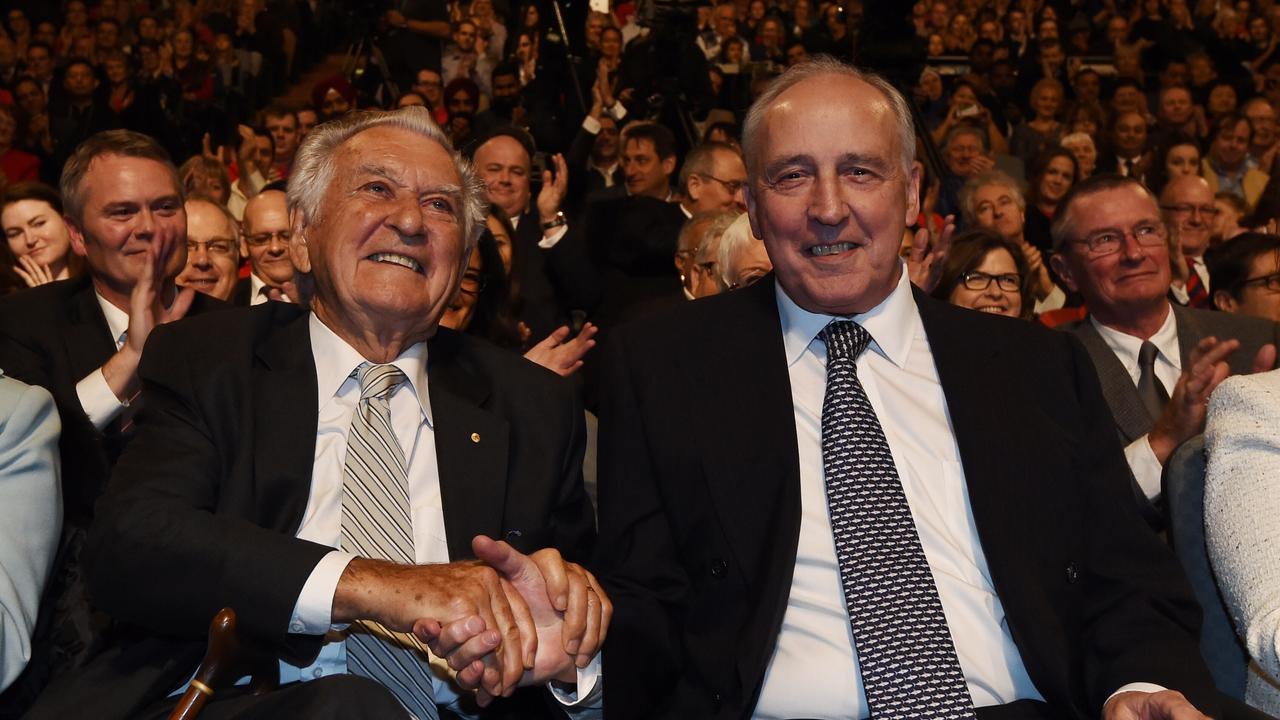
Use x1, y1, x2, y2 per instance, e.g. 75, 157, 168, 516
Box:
4, 0, 1280, 718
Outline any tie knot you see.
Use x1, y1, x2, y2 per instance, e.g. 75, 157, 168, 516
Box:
1138, 341, 1160, 368
820, 320, 872, 361
357, 363, 407, 401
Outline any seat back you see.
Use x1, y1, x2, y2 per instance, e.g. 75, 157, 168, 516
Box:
1163, 435, 1249, 700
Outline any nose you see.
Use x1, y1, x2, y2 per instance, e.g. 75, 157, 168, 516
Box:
808, 171, 849, 226
733, 185, 746, 210
1118, 230, 1149, 261
267, 233, 289, 255
386, 194, 426, 238
134, 207, 156, 239
190, 245, 212, 269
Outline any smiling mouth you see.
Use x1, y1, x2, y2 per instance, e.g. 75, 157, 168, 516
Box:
974, 305, 1007, 314
808, 242, 858, 257
368, 252, 424, 274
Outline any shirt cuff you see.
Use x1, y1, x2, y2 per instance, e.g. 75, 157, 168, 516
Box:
1105, 682, 1169, 706
609, 101, 627, 121
547, 651, 603, 713
1169, 282, 1190, 305
1032, 284, 1066, 314
538, 224, 569, 249
1125, 435, 1164, 501
75, 368, 126, 430
581, 114, 602, 134
288, 550, 356, 635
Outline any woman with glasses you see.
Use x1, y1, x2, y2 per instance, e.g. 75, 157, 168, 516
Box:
0, 182, 80, 293
931, 229, 1034, 319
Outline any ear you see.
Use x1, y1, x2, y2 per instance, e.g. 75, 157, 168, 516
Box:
1048, 251, 1078, 292
662, 155, 677, 176
1213, 288, 1238, 313
686, 174, 703, 202
744, 181, 763, 240
904, 162, 922, 226
288, 208, 311, 273
64, 214, 88, 258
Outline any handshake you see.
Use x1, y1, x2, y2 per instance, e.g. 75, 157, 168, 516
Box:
333, 535, 611, 705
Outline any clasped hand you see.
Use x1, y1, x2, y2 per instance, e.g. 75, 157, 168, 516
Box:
409, 536, 610, 705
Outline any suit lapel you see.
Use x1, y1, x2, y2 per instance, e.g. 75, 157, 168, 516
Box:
427, 330, 509, 561
252, 309, 320, 534
63, 278, 117, 382
1072, 319, 1152, 442
1171, 303, 1205, 369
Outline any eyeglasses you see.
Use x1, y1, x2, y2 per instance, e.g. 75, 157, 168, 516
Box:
1074, 222, 1166, 257
1160, 203, 1220, 218
187, 239, 236, 256
728, 271, 767, 290
696, 173, 745, 195
245, 230, 291, 246
1239, 271, 1280, 293
960, 271, 1020, 291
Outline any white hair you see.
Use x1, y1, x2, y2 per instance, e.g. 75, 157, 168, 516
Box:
741, 56, 916, 178
717, 212, 759, 287
1060, 132, 1095, 151
286, 106, 488, 249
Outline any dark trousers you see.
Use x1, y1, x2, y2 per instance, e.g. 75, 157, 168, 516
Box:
140, 676, 410, 720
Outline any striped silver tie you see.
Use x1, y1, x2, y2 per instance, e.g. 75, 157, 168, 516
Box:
341, 362, 438, 720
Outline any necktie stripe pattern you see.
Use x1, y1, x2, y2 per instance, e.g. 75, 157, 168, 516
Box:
341, 362, 438, 720
819, 321, 976, 719
1184, 257, 1211, 309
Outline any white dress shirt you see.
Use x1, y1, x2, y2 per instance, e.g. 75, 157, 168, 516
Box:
1090, 306, 1182, 501
249, 274, 277, 305
73, 293, 130, 430
281, 314, 595, 714
754, 267, 1042, 718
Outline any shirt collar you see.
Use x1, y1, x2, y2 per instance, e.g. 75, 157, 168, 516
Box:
776, 262, 919, 370
1090, 302, 1182, 372
94, 291, 129, 346
308, 312, 434, 428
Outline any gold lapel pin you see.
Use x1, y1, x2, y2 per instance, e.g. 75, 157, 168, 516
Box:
470, 432, 481, 443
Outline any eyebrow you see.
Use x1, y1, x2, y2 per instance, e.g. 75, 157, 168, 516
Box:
355, 163, 406, 186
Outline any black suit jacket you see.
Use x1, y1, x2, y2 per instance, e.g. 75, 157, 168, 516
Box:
231, 276, 253, 306
24, 303, 595, 720
0, 275, 225, 715
594, 276, 1216, 719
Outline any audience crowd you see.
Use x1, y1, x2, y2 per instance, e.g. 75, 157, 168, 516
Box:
3, 0, 1280, 717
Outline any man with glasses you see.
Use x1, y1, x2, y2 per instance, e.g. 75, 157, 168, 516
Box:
1208, 232, 1280, 322
178, 196, 241, 302
1162, 175, 1218, 309
236, 188, 295, 305
1050, 175, 1279, 524
677, 142, 748, 218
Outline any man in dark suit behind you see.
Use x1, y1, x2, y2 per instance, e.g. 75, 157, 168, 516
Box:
25, 107, 609, 720
1049, 174, 1278, 523
0, 130, 220, 716
595, 58, 1232, 720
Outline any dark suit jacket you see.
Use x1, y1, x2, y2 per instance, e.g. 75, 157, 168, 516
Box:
594, 276, 1216, 719
25, 303, 595, 720
231, 276, 253, 307
1064, 305, 1280, 448
0, 275, 225, 716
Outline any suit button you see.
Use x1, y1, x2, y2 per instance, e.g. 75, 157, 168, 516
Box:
505, 529, 522, 541
1065, 562, 1080, 583
711, 691, 722, 712
710, 558, 727, 578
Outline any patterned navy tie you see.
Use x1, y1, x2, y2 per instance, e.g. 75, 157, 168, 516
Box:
819, 320, 976, 719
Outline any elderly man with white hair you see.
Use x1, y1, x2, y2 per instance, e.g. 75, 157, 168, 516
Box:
31, 107, 609, 720
1060, 132, 1096, 179
716, 212, 772, 290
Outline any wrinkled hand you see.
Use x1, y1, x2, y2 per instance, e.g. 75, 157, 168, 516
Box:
969, 154, 996, 174
337, 558, 536, 705
466, 536, 610, 696
524, 323, 598, 376
265, 280, 304, 306
13, 254, 56, 288
1147, 337, 1264, 464
535, 153, 569, 221
906, 214, 954, 293
1102, 689, 1210, 719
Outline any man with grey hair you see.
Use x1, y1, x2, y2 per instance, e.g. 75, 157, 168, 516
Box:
677, 142, 748, 218
33, 108, 609, 720
686, 210, 739, 299
675, 209, 736, 300
0, 129, 225, 716
960, 170, 1064, 312
1049, 173, 1279, 530
716, 212, 772, 290
597, 57, 1231, 720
